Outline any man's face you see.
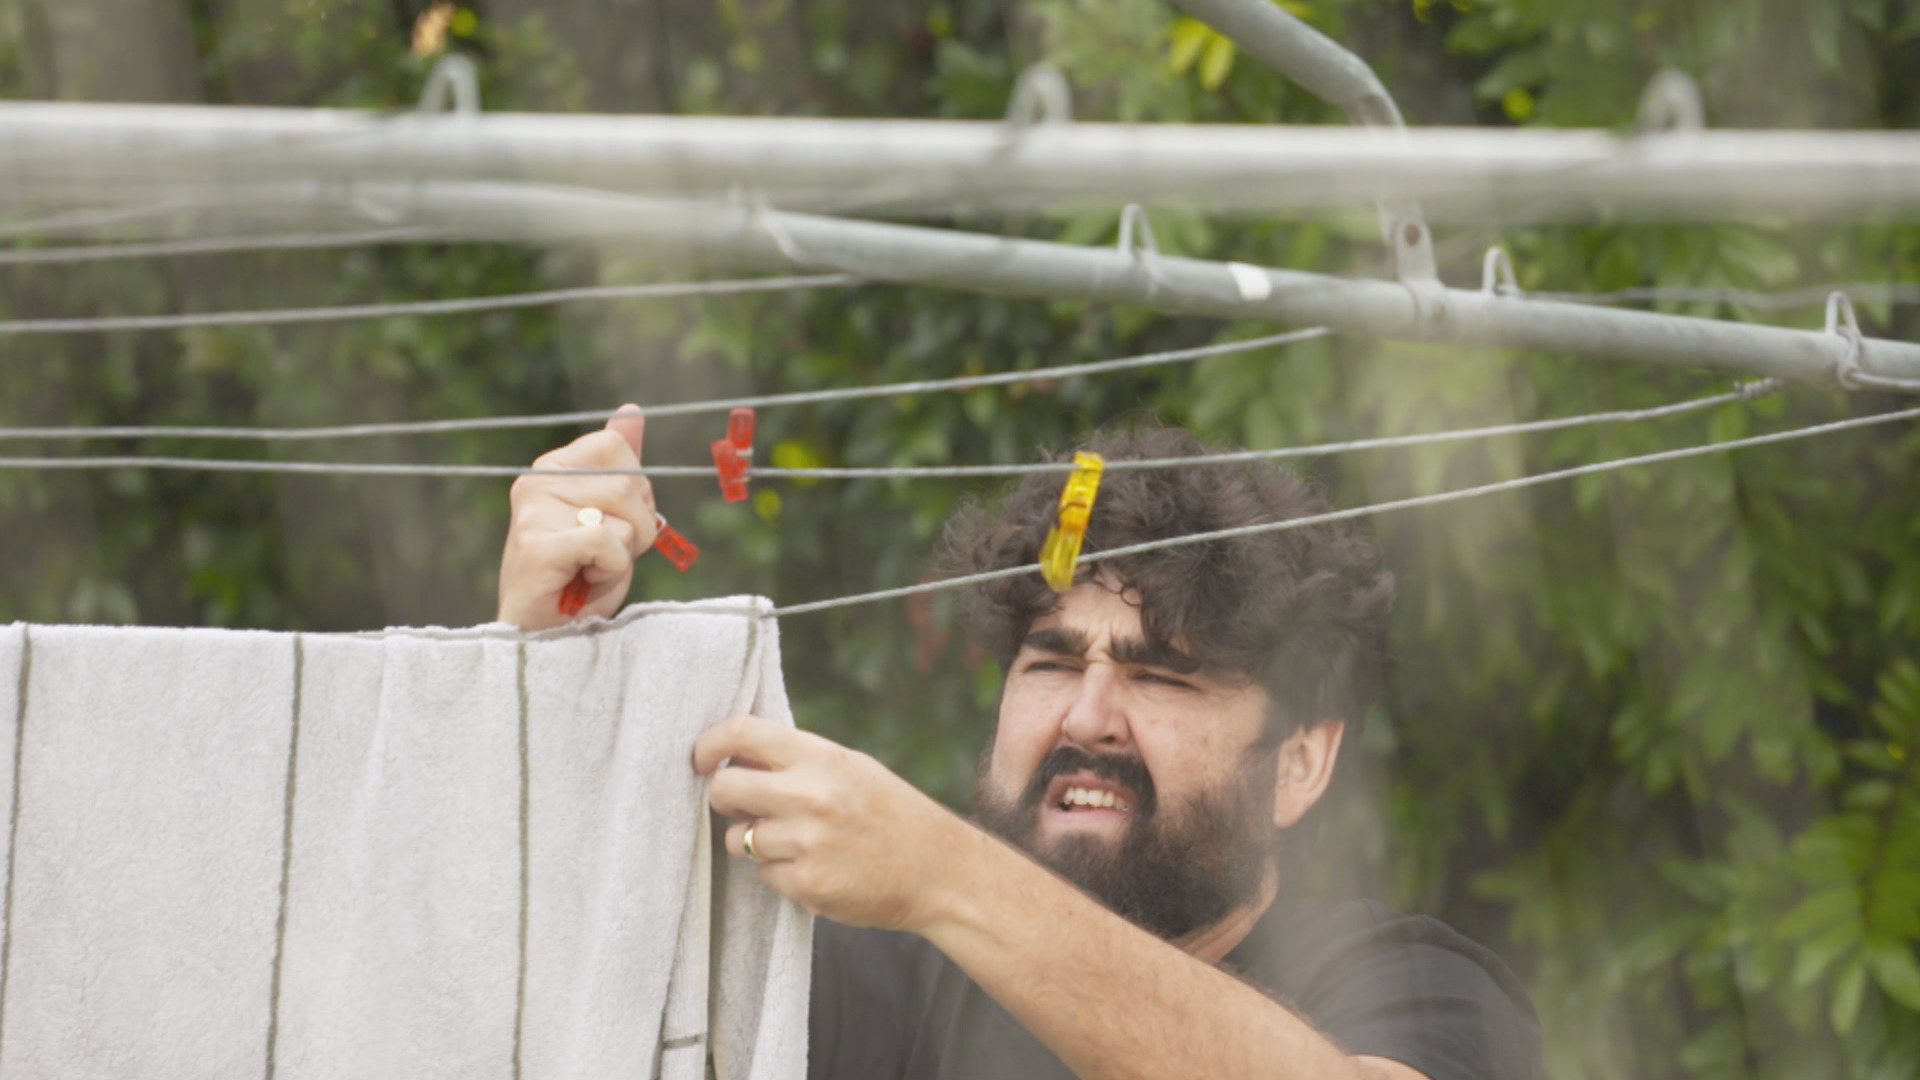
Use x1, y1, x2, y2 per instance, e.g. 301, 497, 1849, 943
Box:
972, 577, 1281, 940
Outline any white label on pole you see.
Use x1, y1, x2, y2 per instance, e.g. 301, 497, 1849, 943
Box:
1226, 262, 1273, 302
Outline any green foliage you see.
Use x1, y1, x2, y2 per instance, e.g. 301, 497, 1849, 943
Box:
1, 2, 1918, 1077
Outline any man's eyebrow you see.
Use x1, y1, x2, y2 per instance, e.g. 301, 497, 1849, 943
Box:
1019, 627, 1089, 656
1108, 636, 1202, 674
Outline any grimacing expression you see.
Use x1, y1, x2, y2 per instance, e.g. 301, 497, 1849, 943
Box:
971, 580, 1282, 940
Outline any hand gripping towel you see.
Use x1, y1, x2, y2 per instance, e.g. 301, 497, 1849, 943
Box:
0, 599, 809, 1080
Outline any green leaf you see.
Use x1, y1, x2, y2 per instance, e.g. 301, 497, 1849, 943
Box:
1167, 18, 1210, 74
1197, 33, 1236, 91
1865, 939, 1920, 1012
1832, 958, 1869, 1033
1792, 925, 1856, 988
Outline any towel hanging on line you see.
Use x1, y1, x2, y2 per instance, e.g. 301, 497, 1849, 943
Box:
0, 598, 809, 1080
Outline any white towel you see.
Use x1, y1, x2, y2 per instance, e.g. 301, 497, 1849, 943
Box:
0, 599, 810, 1080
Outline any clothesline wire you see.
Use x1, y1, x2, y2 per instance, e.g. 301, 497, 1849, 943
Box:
0, 198, 216, 241
0, 377, 1784, 479
0, 272, 857, 336
0, 228, 437, 266
0, 328, 1332, 443
765, 402, 1920, 617
746, 378, 1780, 478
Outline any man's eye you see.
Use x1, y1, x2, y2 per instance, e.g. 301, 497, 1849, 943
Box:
1023, 660, 1074, 673
1137, 671, 1196, 690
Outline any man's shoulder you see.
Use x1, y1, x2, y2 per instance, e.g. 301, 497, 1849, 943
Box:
1238, 896, 1543, 1080
1253, 896, 1523, 977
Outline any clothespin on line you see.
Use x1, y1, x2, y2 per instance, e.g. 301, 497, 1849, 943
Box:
712, 407, 756, 502
557, 512, 701, 617
1038, 452, 1104, 593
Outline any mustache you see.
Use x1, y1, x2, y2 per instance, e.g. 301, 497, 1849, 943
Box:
1018, 746, 1157, 817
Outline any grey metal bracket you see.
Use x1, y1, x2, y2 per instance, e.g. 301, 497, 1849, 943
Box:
418, 54, 481, 117
1004, 64, 1073, 137
1637, 69, 1704, 133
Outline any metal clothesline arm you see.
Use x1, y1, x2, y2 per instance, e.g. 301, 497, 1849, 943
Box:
1170, 0, 1435, 281
364, 181, 1920, 389
3, 108, 1920, 224
1171, 0, 1404, 127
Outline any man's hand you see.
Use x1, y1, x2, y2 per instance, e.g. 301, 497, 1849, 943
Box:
496, 405, 658, 630
693, 714, 977, 933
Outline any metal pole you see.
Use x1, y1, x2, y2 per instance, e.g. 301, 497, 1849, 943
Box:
4, 105, 1920, 222
362, 181, 1920, 388
1166, 0, 1402, 126
1168, 0, 1436, 281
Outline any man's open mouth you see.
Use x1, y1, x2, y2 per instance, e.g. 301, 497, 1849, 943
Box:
1044, 773, 1138, 814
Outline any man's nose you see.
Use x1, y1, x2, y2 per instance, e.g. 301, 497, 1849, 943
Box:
1061, 663, 1132, 750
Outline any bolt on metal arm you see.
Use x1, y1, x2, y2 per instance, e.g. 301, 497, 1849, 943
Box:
1169, 0, 1438, 287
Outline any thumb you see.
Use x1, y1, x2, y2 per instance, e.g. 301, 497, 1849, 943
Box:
606, 403, 646, 462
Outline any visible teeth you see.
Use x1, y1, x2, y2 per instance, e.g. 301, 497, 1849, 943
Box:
1061, 786, 1131, 811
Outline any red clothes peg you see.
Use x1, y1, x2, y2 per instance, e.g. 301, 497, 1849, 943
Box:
651, 514, 701, 571
711, 407, 756, 502
557, 573, 592, 617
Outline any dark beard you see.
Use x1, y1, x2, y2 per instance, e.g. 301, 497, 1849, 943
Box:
972, 745, 1277, 940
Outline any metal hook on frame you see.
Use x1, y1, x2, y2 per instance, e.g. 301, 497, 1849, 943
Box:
1481, 247, 1521, 297
1826, 291, 1868, 389
738, 191, 815, 268
1003, 64, 1073, 145
1116, 204, 1173, 300
1116, 204, 1160, 261
418, 54, 481, 116
1636, 68, 1704, 133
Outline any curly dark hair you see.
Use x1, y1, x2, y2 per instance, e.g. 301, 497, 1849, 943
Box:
938, 420, 1396, 742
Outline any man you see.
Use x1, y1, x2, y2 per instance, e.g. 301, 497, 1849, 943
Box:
497, 408, 1541, 1080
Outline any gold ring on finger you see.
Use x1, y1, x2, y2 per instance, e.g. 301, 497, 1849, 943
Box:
742, 820, 763, 862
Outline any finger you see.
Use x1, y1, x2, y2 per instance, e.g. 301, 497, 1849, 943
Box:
556, 507, 645, 568
519, 524, 635, 583
592, 514, 642, 565
513, 483, 657, 564
707, 759, 808, 820
606, 404, 646, 464
523, 474, 651, 517
534, 428, 642, 471
724, 818, 791, 863
692, 714, 812, 776
578, 572, 635, 620
750, 862, 816, 914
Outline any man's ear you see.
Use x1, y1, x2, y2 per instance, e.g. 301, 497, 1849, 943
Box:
1272, 720, 1345, 830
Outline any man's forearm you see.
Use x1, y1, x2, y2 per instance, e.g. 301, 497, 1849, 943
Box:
914, 823, 1393, 1080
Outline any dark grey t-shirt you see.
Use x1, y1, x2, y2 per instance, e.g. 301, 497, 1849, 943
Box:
807, 897, 1542, 1080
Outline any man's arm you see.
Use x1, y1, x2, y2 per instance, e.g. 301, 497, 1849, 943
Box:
695, 715, 1426, 1080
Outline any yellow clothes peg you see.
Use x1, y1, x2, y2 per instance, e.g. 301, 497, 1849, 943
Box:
1038, 451, 1105, 592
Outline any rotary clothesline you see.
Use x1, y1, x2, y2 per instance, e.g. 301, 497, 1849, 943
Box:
0, 0, 1913, 621
11, 182, 1920, 389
